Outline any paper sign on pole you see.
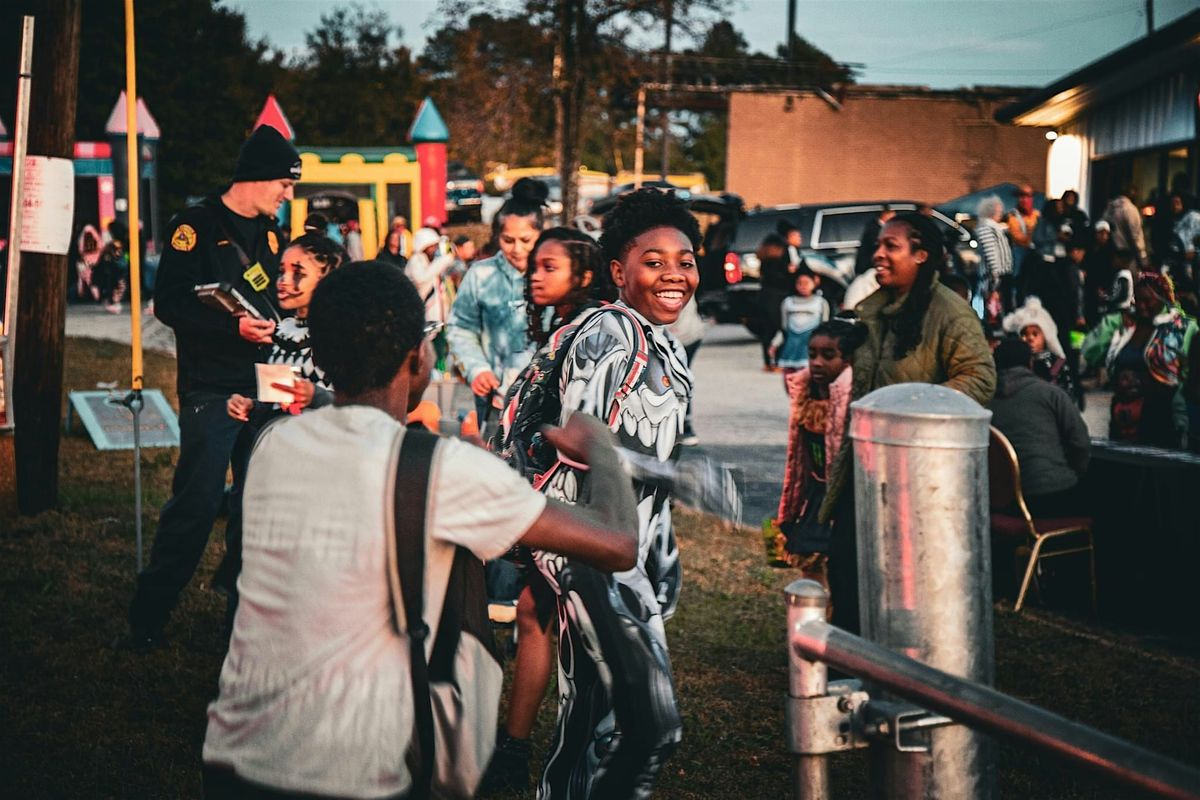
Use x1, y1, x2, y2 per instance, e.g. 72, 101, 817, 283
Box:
20, 155, 74, 255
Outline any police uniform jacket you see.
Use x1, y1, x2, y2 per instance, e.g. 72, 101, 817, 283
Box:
155, 195, 283, 397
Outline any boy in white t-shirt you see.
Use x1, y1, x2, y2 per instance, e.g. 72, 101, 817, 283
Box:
202, 262, 638, 800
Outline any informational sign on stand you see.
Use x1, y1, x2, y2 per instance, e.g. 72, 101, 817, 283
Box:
20, 155, 74, 255
66, 390, 180, 451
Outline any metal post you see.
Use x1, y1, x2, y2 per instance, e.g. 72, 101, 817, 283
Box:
786, 579, 831, 800
122, 390, 144, 571
850, 383, 995, 799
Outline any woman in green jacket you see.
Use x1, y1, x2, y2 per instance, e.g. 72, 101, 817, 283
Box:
821, 212, 996, 631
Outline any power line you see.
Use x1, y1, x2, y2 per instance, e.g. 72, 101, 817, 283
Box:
866, 67, 1069, 75
871, 5, 1133, 67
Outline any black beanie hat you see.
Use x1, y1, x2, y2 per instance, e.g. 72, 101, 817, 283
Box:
232, 125, 302, 183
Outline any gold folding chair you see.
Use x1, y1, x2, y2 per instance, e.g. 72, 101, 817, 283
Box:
987, 426, 1097, 613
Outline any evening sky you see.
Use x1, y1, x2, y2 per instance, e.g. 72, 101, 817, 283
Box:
228, 0, 1197, 90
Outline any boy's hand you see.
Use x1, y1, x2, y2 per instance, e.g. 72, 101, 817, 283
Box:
227, 394, 253, 422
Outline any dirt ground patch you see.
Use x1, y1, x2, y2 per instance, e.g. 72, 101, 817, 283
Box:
0, 338, 1196, 798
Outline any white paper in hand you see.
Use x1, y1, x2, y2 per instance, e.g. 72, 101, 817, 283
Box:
255, 363, 298, 403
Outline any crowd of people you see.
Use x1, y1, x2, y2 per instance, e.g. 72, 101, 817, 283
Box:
770, 180, 1199, 628
119, 124, 706, 800
113, 120, 1199, 799
800, 182, 1200, 453
67, 219, 134, 312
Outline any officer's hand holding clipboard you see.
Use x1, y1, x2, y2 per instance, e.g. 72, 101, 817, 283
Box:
195, 282, 277, 343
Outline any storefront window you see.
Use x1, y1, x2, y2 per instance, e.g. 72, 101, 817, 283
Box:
1089, 144, 1195, 222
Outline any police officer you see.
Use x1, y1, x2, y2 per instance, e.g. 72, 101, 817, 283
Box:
125, 125, 300, 647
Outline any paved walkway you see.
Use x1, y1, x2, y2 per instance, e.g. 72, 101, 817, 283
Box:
685, 323, 1111, 525
65, 303, 176, 355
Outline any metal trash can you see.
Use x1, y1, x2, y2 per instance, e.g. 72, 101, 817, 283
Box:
850, 383, 995, 799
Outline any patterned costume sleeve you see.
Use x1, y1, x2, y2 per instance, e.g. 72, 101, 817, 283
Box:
559, 309, 641, 428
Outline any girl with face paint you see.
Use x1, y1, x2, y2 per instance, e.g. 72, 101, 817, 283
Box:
226, 234, 343, 420
214, 233, 343, 624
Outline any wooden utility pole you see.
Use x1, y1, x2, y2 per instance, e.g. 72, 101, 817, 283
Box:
634, 87, 646, 189
659, 0, 674, 180
13, 0, 82, 514
554, 0, 584, 225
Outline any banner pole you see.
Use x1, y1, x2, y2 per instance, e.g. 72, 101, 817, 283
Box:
0, 16, 35, 517
123, 0, 145, 570
124, 0, 143, 391
2, 16, 36, 432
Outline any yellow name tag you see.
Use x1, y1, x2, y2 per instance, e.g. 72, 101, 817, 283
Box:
243, 263, 270, 292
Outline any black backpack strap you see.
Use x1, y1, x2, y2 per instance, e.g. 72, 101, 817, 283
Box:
429, 546, 500, 682
393, 427, 439, 800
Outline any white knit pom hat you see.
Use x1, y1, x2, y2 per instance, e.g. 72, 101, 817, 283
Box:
1001, 296, 1065, 359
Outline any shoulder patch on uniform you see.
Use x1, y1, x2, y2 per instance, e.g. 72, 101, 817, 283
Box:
266, 230, 279, 255
170, 224, 197, 252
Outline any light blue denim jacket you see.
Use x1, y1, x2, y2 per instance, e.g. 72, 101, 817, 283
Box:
446, 252, 535, 386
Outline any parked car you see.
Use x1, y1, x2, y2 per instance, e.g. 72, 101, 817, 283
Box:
699, 201, 979, 332
446, 161, 484, 223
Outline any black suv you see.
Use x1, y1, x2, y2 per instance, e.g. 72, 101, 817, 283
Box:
699, 201, 978, 332
445, 161, 484, 223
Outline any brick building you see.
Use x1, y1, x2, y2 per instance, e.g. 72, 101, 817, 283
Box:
725, 86, 1050, 208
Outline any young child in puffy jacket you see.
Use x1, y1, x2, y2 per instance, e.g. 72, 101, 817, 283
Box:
774, 318, 867, 578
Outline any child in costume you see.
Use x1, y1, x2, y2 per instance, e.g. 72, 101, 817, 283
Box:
775, 318, 867, 582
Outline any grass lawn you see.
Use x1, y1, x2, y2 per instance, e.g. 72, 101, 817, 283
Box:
0, 337, 1197, 798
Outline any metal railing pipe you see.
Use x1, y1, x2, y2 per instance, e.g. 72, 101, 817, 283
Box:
793, 619, 1200, 800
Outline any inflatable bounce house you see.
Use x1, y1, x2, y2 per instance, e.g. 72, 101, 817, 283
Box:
253, 95, 449, 260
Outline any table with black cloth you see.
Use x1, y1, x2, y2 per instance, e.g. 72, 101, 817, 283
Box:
1080, 438, 1200, 639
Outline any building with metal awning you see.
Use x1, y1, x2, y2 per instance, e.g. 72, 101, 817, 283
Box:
996, 9, 1199, 221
